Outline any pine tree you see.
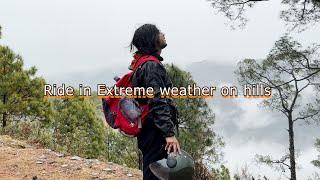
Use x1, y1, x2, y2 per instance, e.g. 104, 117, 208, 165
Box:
207, 0, 320, 30
236, 36, 320, 180
0, 45, 51, 128
165, 64, 225, 179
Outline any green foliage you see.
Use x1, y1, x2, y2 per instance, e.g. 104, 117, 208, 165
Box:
311, 138, 320, 168
194, 162, 231, 180
88, 93, 139, 168
165, 63, 225, 179
0, 36, 106, 159
50, 95, 106, 159
255, 154, 291, 173
0, 120, 55, 148
165, 63, 224, 163
1, 95, 108, 159
211, 165, 231, 180
0, 45, 52, 127
233, 164, 269, 180
104, 127, 139, 168
207, 0, 320, 30
307, 172, 320, 180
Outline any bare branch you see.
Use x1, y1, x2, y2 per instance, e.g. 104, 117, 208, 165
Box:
297, 79, 311, 93
293, 110, 320, 122
256, 154, 291, 172
228, 0, 268, 6
289, 73, 299, 112
271, 68, 320, 88
253, 70, 290, 113
269, 159, 291, 168
301, 53, 320, 70
301, 0, 308, 20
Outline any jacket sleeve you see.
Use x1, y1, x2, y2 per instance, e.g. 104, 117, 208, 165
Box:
140, 61, 175, 138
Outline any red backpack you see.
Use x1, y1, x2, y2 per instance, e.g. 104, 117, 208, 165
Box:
102, 55, 160, 137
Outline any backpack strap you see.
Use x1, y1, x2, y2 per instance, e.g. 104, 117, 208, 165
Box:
129, 55, 161, 82
131, 55, 161, 71
130, 55, 180, 137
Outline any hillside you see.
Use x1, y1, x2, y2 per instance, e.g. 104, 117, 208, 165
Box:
0, 135, 142, 180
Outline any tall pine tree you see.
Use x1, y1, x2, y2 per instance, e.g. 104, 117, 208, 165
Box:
0, 33, 51, 128
165, 64, 225, 179
236, 36, 320, 180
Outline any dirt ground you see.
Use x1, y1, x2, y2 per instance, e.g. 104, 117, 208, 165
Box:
0, 135, 142, 180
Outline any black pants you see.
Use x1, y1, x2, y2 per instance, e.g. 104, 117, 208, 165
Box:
137, 116, 168, 180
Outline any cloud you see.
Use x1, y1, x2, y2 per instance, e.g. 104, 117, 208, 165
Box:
187, 60, 320, 178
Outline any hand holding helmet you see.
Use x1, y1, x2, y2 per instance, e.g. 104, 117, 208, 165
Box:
165, 136, 181, 155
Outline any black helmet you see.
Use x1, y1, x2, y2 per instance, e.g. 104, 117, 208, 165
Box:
149, 150, 195, 180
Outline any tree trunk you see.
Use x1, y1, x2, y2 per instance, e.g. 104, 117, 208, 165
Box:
138, 148, 143, 170
288, 114, 296, 180
2, 94, 7, 128
2, 113, 6, 127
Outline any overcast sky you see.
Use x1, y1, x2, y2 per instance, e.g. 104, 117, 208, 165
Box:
1, 0, 320, 179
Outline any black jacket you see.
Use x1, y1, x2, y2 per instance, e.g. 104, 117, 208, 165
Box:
131, 54, 178, 139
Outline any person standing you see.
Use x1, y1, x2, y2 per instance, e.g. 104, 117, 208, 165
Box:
129, 24, 181, 180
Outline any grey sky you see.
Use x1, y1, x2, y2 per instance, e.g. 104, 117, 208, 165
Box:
1, 0, 320, 179
1, 0, 319, 77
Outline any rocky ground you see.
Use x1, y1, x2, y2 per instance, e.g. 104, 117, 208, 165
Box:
0, 135, 142, 180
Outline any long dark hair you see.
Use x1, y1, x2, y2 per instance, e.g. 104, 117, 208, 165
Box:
130, 24, 160, 55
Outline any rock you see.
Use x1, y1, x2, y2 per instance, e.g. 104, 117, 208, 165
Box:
17, 144, 26, 149
39, 155, 46, 159
103, 168, 113, 173
86, 159, 99, 164
10, 141, 29, 149
46, 149, 52, 152
48, 160, 56, 164
55, 153, 64, 157
91, 172, 99, 178
70, 156, 82, 160
0, 135, 143, 179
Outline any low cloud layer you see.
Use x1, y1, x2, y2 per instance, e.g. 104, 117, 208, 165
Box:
186, 60, 320, 179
